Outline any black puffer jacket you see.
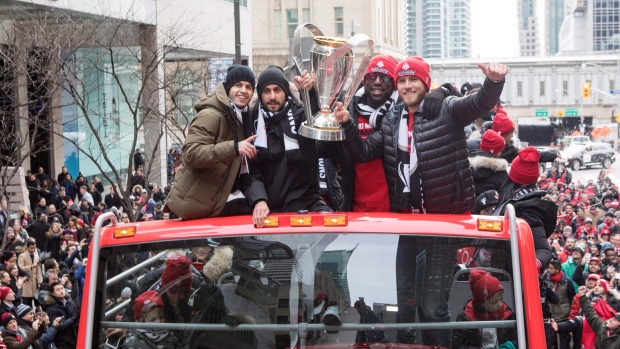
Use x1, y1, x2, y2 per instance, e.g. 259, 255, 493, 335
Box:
469, 153, 509, 197
341, 78, 505, 213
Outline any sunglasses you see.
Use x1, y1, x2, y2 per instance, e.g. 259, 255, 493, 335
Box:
365, 73, 391, 83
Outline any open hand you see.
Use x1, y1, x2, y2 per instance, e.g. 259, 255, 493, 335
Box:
477, 62, 509, 82
253, 201, 270, 228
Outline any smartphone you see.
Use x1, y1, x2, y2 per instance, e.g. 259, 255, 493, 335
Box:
585, 253, 591, 259
145, 213, 153, 219
615, 273, 620, 280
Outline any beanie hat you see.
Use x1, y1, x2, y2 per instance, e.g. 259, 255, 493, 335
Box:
509, 147, 541, 185
1, 251, 14, 261
587, 273, 601, 281
1, 313, 15, 328
365, 55, 398, 84
224, 65, 256, 94
121, 287, 132, 299
572, 245, 585, 256
161, 254, 193, 290
0, 287, 11, 301
492, 111, 515, 136
16, 304, 32, 319
133, 290, 165, 321
256, 65, 291, 98
469, 269, 504, 304
394, 57, 431, 91
599, 279, 611, 294
480, 130, 506, 155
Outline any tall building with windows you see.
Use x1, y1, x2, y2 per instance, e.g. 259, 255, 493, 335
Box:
403, 0, 471, 59
519, 0, 540, 56
546, 0, 566, 55
251, 0, 406, 76
559, 0, 620, 53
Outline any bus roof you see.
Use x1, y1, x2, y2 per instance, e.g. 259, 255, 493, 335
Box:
99, 212, 509, 246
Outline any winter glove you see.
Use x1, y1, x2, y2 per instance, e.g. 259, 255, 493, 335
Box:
422, 83, 450, 120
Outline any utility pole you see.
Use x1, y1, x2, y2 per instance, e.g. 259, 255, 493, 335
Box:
234, 0, 241, 64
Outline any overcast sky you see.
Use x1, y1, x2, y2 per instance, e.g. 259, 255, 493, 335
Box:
471, 0, 521, 58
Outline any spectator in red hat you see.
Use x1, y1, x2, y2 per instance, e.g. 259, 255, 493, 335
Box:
452, 270, 517, 348
573, 256, 603, 287
469, 130, 508, 197
123, 290, 179, 349
496, 147, 557, 273
543, 259, 575, 348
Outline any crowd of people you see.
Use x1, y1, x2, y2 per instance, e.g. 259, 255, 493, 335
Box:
0, 49, 618, 348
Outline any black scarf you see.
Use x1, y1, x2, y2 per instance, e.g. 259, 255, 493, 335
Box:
254, 96, 304, 161
354, 87, 398, 129
395, 106, 425, 213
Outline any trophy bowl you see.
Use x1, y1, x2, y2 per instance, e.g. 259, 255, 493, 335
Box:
293, 24, 374, 141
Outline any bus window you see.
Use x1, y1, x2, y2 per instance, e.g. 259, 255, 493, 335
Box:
93, 234, 520, 349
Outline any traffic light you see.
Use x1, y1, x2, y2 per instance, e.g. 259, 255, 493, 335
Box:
582, 82, 591, 98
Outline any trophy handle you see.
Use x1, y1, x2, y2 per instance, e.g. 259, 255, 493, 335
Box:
317, 34, 374, 110
292, 24, 324, 125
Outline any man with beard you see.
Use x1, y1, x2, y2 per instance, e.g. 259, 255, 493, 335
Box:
245, 66, 330, 227
335, 59, 507, 214
334, 59, 507, 347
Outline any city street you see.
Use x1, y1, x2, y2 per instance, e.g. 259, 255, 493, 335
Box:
570, 156, 620, 184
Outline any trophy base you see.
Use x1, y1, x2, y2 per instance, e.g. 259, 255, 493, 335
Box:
299, 122, 345, 141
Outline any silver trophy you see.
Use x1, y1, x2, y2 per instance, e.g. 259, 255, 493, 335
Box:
293, 24, 374, 141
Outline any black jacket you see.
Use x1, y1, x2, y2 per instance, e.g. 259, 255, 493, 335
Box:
44, 295, 78, 348
104, 193, 123, 210
468, 153, 509, 197
341, 78, 505, 213
244, 101, 327, 212
26, 220, 50, 251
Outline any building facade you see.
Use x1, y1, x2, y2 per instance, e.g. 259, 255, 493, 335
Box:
546, 0, 566, 55
0, 0, 252, 191
519, 0, 540, 56
251, 0, 406, 76
403, 0, 471, 59
559, 0, 620, 53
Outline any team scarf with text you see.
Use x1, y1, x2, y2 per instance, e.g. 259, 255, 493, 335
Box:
395, 105, 425, 213
255, 96, 303, 161
354, 87, 399, 129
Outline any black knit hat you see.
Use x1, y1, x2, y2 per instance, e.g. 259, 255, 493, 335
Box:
257, 65, 291, 98
224, 65, 256, 94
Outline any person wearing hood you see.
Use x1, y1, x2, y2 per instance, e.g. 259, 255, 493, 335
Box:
244, 66, 330, 227
494, 147, 557, 273
469, 129, 508, 197
16, 304, 60, 349
452, 270, 517, 348
164, 65, 258, 220
0, 312, 45, 349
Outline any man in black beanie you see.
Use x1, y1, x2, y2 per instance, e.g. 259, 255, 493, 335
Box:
164, 64, 259, 219
244, 65, 329, 227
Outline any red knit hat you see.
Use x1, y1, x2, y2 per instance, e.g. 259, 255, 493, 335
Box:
133, 290, 165, 320
599, 279, 611, 294
1, 313, 15, 328
469, 269, 504, 304
587, 274, 601, 281
365, 55, 398, 84
509, 147, 541, 185
0, 287, 11, 301
161, 254, 193, 290
480, 130, 506, 155
492, 111, 515, 136
394, 57, 431, 91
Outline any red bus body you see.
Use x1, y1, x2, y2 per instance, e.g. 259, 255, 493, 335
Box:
78, 211, 545, 349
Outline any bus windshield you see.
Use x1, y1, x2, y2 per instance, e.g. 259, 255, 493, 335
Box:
94, 233, 520, 349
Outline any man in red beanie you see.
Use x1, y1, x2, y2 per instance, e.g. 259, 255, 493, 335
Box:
335, 59, 507, 214
495, 147, 558, 276
469, 130, 508, 197
452, 270, 517, 348
0, 287, 17, 319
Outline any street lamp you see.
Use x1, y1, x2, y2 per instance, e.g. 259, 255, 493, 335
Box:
581, 62, 620, 109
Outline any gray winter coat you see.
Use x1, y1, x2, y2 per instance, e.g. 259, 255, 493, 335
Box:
341, 78, 505, 213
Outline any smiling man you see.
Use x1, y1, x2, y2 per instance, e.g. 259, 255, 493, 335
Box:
244, 65, 329, 227
164, 64, 258, 219
335, 58, 508, 214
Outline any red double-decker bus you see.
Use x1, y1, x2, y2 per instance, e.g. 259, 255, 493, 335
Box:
77, 205, 544, 349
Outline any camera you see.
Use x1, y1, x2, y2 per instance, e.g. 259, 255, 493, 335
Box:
67, 272, 77, 283
148, 183, 155, 191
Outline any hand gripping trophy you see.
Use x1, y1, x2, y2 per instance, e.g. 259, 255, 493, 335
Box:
292, 24, 374, 141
